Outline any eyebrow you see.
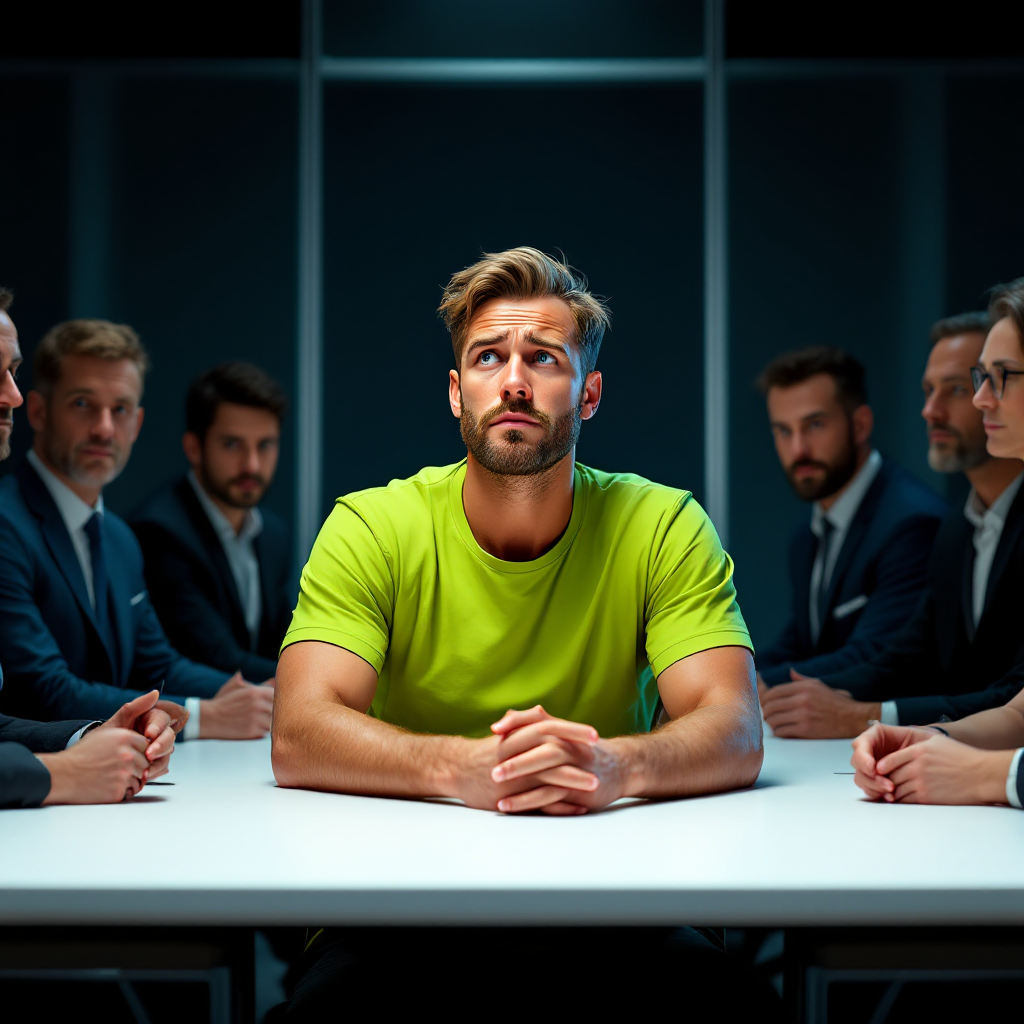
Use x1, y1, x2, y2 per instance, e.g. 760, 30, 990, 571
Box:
464, 332, 571, 358
770, 409, 830, 427
64, 386, 137, 403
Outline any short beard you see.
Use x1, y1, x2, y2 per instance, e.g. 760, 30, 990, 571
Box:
199, 466, 268, 509
45, 435, 126, 489
0, 413, 11, 460
460, 392, 581, 479
784, 423, 860, 503
927, 435, 990, 473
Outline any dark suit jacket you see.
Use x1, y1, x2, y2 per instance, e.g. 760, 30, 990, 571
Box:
0, 656, 90, 808
0, 460, 225, 722
823, 482, 1024, 723
758, 458, 946, 684
129, 477, 294, 680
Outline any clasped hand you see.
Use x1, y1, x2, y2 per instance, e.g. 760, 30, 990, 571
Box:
458, 705, 626, 816
849, 723, 1008, 805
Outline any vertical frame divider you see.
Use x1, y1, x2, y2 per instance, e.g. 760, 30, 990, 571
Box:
296, 0, 324, 568
703, 0, 730, 544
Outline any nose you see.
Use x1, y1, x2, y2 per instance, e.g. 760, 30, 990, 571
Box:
243, 445, 261, 473
0, 369, 23, 409
92, 407, 115, 437
921, 392, 944, 423
790, 428, 810, 460
972, 377, 996, 410
499, 352, 532, 404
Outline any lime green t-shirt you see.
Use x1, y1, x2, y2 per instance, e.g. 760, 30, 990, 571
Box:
283, 461, 751, 739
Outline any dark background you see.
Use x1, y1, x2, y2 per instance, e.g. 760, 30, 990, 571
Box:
1, 1, 1022, 650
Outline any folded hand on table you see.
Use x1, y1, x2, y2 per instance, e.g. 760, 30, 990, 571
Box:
465, 705, 627, 816
850, 722, 1013, 805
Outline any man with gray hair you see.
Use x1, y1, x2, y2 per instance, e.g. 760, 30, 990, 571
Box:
0, 316, 275, 738
761, 312, 1024, 737
0, 289, 184, 807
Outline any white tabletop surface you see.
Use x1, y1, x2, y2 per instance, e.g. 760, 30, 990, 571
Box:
2, 734, 1022, 926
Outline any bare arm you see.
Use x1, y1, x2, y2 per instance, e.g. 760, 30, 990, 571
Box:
942, 688, 1024, 750
612, 645, 763, 797
271, 641, 600, 810
492, 646, 763, 813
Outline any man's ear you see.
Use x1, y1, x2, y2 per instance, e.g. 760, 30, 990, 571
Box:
182, 431, 202, 468
449, 370, 462, 419
25, 390, 47, 434
580, 371, 602, 421
852, 404, 873, 446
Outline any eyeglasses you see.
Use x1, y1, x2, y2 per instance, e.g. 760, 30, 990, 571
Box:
970, 365, 1024, 399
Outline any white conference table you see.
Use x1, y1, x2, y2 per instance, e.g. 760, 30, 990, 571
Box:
2, 734, 1022, 926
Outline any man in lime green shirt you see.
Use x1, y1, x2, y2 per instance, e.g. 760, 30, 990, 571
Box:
273, 246, 763, 815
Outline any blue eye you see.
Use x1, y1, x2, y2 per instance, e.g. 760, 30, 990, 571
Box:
536, 351, 554, 364
479, 351, 497, 365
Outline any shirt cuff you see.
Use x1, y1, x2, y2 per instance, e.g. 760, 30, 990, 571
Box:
1006, 748, 1024, 809
880, 701, 900, 726
184, 697, 202, 741
65, 721, 102, 748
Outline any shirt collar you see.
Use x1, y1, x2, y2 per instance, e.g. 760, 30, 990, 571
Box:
964, 471, 1024, 531
188, 469, 263, 543
27, 448, 104, 533
812, 449, 882, 534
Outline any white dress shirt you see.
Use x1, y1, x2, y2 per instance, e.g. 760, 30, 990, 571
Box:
187, 470, 264, 642
27, 449, 103, 609
880, 471, 1024, 726
809, 449, 882, 645
963, 472, 1023, 627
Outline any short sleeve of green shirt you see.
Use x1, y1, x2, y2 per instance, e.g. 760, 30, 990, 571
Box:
284, 502, 395, 673
644, 496, 752, 678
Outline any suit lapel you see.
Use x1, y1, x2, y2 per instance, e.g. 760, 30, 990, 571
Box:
960, 536, 977, 642
177, 478, 248, 634
17, 461, 117, 676
792, 525, 817, 650
106, 522, 134, 687
819, 472, 885, 625
977, 484, 1024, 629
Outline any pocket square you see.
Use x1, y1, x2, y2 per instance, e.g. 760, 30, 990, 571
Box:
833, 594, 868, 619
130, 590, 148, 607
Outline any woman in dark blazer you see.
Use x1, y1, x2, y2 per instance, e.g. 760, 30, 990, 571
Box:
852, 279, 1024, 808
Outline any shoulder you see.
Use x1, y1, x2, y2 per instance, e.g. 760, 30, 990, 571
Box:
0, 466, 32, 521
578, 464, 690, 516
105, 509, 144, 560
128, 477, 190, 530
874, 459, 946, 522
576, 464, 711, 549
334, 463, 463, 545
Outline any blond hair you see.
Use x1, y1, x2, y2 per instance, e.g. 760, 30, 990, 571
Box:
438, 247, 610, 373
34, 319, 149, 396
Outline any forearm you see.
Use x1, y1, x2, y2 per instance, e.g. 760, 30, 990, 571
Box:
609, 700, 763, 799
272, 693, 461, 798
944, 705, 1024, 751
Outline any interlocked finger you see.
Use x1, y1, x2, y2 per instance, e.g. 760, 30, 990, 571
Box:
496, 785, 574, 814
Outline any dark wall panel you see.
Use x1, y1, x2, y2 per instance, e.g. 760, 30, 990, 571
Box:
101, 78, 298, 525
0, 77, 71, 470
321, 82, 704, 513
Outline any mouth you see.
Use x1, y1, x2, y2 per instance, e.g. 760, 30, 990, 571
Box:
79, 448, 115, 459
983, 422, 1003, 432
488, 414, 540, 429
928, 431, 956, 443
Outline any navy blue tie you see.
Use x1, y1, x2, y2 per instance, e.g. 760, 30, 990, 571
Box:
84, 511, 112, 651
